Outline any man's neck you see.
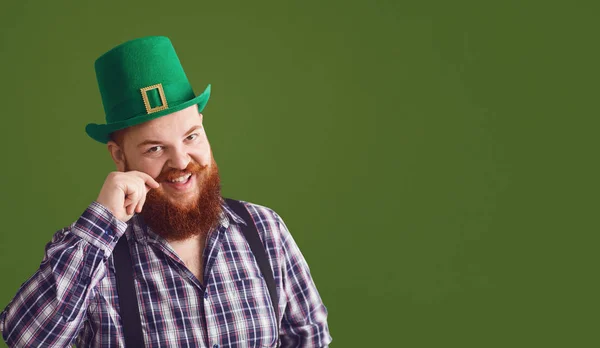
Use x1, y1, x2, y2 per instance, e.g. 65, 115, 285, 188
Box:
168, 233, 206, 283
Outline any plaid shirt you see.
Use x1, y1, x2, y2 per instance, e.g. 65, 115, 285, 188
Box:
1, 200, 331, 347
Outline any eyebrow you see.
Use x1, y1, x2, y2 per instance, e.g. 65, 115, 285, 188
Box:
136, 125, 203, 148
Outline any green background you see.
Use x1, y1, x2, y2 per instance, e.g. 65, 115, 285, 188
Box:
1, 0, 598, 346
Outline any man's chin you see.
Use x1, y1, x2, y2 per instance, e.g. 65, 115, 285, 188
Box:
165, 194, 199, 210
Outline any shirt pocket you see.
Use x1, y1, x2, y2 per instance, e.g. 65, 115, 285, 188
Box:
209, 276, 279, 347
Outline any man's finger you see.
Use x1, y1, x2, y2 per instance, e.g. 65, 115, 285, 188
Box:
136, 184, 147, 213
131, 171, 160, 189
125, 187, 140, 207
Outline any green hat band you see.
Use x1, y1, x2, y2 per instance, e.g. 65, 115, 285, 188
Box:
106, 82, 194, 123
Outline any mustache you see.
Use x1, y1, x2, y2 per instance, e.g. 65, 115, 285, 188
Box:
155, 161, 205, 182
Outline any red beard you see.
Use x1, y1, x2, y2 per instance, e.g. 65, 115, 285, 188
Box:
137, 158, 223, 242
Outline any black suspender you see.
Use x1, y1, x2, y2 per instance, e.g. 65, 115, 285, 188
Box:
113, 236, 145, 347
224, 198, 280, 336
113, 198, 279, 347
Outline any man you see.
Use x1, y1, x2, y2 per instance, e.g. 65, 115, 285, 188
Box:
0, 36, 331, 347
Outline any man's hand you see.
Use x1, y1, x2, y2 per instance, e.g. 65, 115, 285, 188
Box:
96, 171, 160, 222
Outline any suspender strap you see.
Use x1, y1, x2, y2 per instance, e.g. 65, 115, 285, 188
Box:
225, 198, 280, 336
114, 236, 145, 347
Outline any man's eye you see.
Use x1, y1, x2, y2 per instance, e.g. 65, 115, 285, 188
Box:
187, 134, 198, 141
147, 146, 163, 153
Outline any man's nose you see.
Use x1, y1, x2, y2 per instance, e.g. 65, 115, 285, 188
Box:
167, 147, 191, 170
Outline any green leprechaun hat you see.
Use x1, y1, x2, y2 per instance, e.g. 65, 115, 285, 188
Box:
85, 36, 211, 143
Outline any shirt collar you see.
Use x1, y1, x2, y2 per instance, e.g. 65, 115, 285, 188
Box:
221, 199, 247, 226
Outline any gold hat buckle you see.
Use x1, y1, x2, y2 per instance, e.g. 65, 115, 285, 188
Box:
140, 83, 169, 114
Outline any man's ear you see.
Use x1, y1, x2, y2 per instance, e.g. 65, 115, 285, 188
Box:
107, 141, 126, 172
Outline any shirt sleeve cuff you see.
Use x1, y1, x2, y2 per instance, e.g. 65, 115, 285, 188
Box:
71, 201, 128, 255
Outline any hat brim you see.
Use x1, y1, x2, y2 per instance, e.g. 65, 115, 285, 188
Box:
86, 84, 211, 144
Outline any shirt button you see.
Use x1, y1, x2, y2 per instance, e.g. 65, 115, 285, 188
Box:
212, 345, 219, 348
204, 291, 208, 299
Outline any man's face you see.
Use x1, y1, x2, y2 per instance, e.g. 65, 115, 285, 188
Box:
108, 105, 222, 241
112, 105, 213, 206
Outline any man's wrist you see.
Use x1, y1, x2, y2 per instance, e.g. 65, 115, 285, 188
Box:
71, 201, 129, 255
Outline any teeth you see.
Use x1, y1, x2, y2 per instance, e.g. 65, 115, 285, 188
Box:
169, 173, 191, 183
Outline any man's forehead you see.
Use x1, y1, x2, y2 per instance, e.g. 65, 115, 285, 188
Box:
125, 107, 202, 142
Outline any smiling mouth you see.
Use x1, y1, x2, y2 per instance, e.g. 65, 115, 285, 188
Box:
166, 173, 192, 184
161, 173, 196, 192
